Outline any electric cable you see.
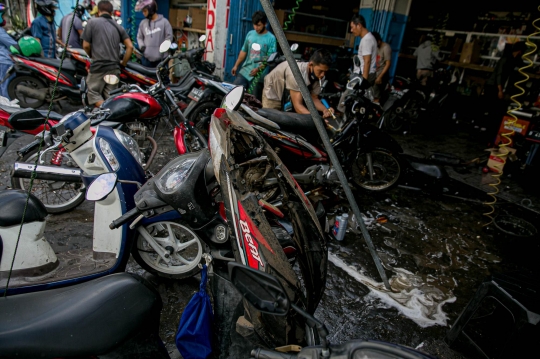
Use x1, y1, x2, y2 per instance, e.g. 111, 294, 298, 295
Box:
247, 0, 303, 95
483, 7, 539, 225
3, 0, 81, 296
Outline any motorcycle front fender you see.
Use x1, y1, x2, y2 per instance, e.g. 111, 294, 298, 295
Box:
358, 123, 403, 154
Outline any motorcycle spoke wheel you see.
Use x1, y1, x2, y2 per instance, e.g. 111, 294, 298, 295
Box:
352, 149, 401, 191
384, 108, 405, 133
135, 221, 202, 278
11, 149, 85, 213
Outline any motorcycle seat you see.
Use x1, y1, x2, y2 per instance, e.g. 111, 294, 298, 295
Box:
257, 108, 316, 133
0, 190, 48, 227
169, 76, 196, 96
29, 56, 77, 73
126, 61, 156, 77
0, 273, 162, 358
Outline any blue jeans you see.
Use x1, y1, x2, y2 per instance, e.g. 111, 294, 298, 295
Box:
141, 57, 161, 68
233, 74, 250, 89
0, 63, 15, 100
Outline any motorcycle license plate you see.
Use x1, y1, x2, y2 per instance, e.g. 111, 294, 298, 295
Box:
188, 88, 204, 102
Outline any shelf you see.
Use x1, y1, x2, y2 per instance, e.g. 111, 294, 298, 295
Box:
284, 31, 346, 47
172, 27, 206, 34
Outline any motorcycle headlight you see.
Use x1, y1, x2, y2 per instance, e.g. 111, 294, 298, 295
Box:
98, 138, 119, 171
114, 129, 143, 165
156, 158, 197, 194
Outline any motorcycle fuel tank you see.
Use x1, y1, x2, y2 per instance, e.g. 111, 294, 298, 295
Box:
102, 93, 162, 123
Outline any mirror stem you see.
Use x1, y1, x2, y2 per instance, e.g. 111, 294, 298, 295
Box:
291, 303, 330, 358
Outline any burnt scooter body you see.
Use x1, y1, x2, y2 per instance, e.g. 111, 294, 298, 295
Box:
0, 273, 170, 359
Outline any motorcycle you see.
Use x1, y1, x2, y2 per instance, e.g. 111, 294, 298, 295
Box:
2, 106, 199, 295
378, 67, 455, 133
228, 262, 435, 359
6, 49, 85, 109
0, 272, 171, 358
104, 86, 328, 347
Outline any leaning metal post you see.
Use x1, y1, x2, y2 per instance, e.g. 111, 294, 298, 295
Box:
259, 0, 391, 290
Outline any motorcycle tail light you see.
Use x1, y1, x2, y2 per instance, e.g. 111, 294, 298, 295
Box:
195, 79, 205, 89
213, 108, 226, 119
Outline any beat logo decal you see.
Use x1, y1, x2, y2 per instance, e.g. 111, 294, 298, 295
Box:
237, 202, 275, 269
239, 219, 264, 268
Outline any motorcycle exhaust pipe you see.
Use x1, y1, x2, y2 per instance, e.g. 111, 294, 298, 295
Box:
16, 85, 47, 101
13, 162, 82, 182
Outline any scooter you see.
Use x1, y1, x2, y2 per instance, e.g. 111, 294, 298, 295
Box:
6, 51, 84, 109
0, 272, 171, 358
228, 262, 435, 359
99, 86, 328, 348
2, 106, 197, 295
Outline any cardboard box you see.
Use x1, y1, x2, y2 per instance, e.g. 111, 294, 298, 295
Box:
450, 38, 463, 61
190, 8, 207, 30
486, 147, 517, 173
169, 9, 188, 28
459, 41, 481, 64
494, 115, 531, 146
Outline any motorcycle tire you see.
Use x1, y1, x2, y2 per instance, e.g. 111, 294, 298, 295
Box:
352, 148, 401, 192
8, 75, 47, 109
11, 147, 85, 214
189, 101, 220, 136
131, 221, 202, 279
382, 107, 406, 133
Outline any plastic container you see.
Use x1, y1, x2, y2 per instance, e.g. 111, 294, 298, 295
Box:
181, 41, 187, 52
332, 213, 349, 241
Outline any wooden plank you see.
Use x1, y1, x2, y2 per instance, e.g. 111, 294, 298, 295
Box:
284, 32, 345, 47
172, 27, 206, 34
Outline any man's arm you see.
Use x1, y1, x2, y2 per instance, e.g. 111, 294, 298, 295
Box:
164, 20, 173, 41
121, 38, 134, 67
82, 40, 91, 57
232, 51, 247, 76
362, 55, 371, 80
290, 90, 333, 118
136, 23, 144, 51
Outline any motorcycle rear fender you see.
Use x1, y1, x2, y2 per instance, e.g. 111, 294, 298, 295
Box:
358, 123, 403, 154
12, 63, 34, 77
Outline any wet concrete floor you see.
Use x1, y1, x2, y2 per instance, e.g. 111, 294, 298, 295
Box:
1, 106, 538, 359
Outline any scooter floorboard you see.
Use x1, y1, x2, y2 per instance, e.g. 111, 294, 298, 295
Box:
0, 248, 115, 289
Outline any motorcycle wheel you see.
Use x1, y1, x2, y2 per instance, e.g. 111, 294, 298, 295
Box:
8, 75, 47, 109
382, 107, 406, 133
132, 221, 202, 279
190, 101, 219, 136
352, 149, 401, 191
11, 148, 85, 214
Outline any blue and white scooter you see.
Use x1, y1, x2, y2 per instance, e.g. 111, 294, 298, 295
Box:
1, 108, 203, 295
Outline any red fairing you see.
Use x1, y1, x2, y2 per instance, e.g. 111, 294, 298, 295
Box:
120, 68, 157, 86
237, 201, 275, 270
114, 93, 162, 118
15, 57, 73, 86
174, 124, 187, 155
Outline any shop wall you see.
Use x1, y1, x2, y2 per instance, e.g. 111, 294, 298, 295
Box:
205, 0, 230, 79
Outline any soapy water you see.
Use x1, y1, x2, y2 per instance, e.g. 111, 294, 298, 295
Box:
328, 252, 456, 328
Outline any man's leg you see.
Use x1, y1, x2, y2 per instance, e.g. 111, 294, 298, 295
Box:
262, 93, 282, 110
86, 71, 107, 107
233, 74, 251, 89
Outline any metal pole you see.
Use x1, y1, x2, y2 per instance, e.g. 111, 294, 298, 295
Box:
258, 0, 391, 290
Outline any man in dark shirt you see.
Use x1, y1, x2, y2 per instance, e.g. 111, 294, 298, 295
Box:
58, 5, 85, 48
81, 0, 133, 107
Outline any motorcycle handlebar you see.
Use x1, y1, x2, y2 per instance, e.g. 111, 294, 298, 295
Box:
251, 348, 297, 359
109, 207, 140, 229
109, 87, 125, 96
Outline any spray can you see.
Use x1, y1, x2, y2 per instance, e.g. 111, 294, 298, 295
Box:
332, 215, 342, 240
332, 213, 349, 241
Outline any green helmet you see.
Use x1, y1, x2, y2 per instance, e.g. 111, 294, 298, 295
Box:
17, 36, 42, 57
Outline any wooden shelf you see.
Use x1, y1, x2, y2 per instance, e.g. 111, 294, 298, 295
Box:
284, 31, 346, 47
172, 27, 206, 34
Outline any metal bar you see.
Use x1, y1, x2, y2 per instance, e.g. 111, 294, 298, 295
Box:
282, 10, 347, 23
259, 0, 391, 290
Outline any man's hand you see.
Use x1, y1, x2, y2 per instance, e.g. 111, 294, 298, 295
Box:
498, 89, 504, 99
231, 65, 238, 76
120, 60, 128, 67
249, 66, 261, 77
375, 76, 382, 85
323, 107, 335, 119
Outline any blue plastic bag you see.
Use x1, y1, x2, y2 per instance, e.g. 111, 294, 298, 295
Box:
176, 264, 213, 359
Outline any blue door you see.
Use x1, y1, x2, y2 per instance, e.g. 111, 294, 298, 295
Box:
223, 0, 263, 82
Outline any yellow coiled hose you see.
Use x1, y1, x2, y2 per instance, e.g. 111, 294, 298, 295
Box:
483, 8, 540, 224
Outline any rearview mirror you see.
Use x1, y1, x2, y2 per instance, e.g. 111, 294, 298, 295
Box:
347, 76, 362, 90
251, 43, 261, 51
221, 86, 244, 111
290, 43, 299, 52
159, 40, 172, 53
86, 173, 118, 201
199, 34, 207, 42
228, 262, 290, 316
103, 74, 119, 85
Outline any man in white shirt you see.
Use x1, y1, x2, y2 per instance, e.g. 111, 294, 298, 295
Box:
338, 14, 377, 113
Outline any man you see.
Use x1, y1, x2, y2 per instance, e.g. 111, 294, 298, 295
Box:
58, 5, 85, 48
231, 11, 276, 94
413, 34, 441, 86
338, 14, 377, 113
262, 49, 334, 119
0, 2, 17, 99
372, 32, 391, 103
82, 0, 133, 107
31, 0, 61, 58
135, 0, 173, 68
